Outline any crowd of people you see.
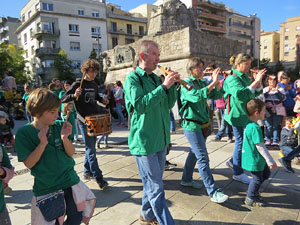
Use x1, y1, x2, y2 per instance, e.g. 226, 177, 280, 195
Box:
0, 40, 299, 224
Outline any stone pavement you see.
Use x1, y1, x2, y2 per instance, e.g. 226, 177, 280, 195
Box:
5, 119, 300, 225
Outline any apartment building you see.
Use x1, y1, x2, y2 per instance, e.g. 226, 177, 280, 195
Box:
260, 31, 280, 62
15, 0, 107, 82
0, 17, 20, 45
280, 16, 300, 63
107, 4, 147, 49
226, 9, 261, 59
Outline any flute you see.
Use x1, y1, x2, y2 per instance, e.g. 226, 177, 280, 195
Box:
157, 65, 193, 91
204, 70, 231, 75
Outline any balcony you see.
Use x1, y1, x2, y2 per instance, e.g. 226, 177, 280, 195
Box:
228, 31, 252, 39
33, 29, 60, 38
197, 11, 226, 23
35, 47, 60, 57
109, 29, 125, 34
0, 28, 8, 34
198, 24, 226, 34
230, 22, 252, 30
198, 2, 226, 11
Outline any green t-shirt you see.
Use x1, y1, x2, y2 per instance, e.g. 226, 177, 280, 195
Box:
242, 120, 266, 171
0, 145, 13, 212
15, 121, 79, 196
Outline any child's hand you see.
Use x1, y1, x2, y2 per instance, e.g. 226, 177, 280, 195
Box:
38, 127, 49, 145
270, 163, 278, 170
61, 121, 72, 140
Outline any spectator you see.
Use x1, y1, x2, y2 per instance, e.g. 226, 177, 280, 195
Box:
278, 73, 296, 116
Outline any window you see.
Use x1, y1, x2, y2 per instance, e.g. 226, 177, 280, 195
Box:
296, 26, 300, 31
42, 3, 53, 11
112, 37, 118, 48
139, 26, 144, 35
264, 39, 268, 43
285, 28, 289, 32
125, 38, 134, 44
197, 21, 203, 25
31, 46, 34, 55
39, 40, 56, 48
69, 24, 79, 33
35, 3, 40, 10
264, 52, 268, 56
44, 60, 54, 67
70, 42, 80, 51
24, 33, 27, 44
275, 41, 279, 45
127, 24, 132, 34
285, 36, 288, 40
92, 43, 101, 52
92, 11, 99, 17
28, 10, 32, 18
43, 22, 53, 32
264, 46, 267, 49
30, 28, 33, 39
72, 60, 81, 69
78, 9, 84, 15
196, 9, 203, 13
111, 22, 117, 32
284, 52, 289, 56
21, 14, 25, 22
91, 27, 100, 35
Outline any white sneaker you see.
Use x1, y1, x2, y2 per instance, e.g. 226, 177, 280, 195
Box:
233, 173, 251, 184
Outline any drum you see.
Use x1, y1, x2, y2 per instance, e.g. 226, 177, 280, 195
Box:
85, 114, 112, 136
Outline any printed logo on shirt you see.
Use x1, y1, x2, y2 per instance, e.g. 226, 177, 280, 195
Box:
84, 88, 96, 104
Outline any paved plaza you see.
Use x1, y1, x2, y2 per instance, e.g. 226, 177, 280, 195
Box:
5, 119, 300, 225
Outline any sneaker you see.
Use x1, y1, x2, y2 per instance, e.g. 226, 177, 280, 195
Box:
213, 137, 222, 142
265, 140, 271, 146
97, 179, 108, 190
271, 142, 279, 146
180, 180, 202, 189
139, 215, 159, 225
210, 189, 228, 203
83, 173, 94, 181
165, 160, 177, 170
279, 150, 285, 158
278, 158, 294, 173
227, 138, 234, 143
244, 197, 265, 207
293, 157, 300, 165
97, 143, 102, 149
75, 139, 84, 144
103, 144, 111, 149
233, 173, 251, 184
226, 160, 234, 170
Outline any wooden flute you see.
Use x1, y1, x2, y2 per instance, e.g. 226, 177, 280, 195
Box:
157, 65, 193, 91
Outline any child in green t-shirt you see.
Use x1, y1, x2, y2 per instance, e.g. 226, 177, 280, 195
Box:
242, 99, 277, 207
15, 88, 96, 225
0, 145, 14, 225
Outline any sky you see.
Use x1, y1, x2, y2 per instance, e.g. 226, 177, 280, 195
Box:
0, 0, 299, 32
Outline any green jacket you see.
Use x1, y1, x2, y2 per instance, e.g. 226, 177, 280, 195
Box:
180, 76, 224, 132
124, 67, 177, 155
223, 69, 262, 127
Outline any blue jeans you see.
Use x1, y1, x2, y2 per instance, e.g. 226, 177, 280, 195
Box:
97, 134, 108, 145
231, 126, 244, 175
281, 145, 300, 161
25, 108, 32, 123
215, 109, 233, 139
265, 114, 283, 142
182, 129, 216, 196
136, 147, 175, 225
170, 111, 175, 132
79, 124, 103, 182
247, 165, 270, 199
115, 102, 124, 123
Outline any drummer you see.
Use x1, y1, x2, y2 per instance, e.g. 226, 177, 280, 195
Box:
61, 59, 109, 190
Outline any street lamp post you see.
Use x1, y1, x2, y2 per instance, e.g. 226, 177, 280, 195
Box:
256, 41, 260, 68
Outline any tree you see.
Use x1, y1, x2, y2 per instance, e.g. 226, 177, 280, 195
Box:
89, 49, 97, 60
0, 43, 28, 84
53, 50, 75, 82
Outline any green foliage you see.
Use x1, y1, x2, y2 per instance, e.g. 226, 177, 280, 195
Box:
272, 61, 285, 75
286, 65, 300, 82
89, 49, 97, 60
0, 43, 28, 84
53, 50, 75, 82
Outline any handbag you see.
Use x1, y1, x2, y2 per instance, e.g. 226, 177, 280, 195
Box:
36, 191, 65, 222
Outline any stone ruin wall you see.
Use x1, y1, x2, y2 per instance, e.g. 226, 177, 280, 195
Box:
104, 27, 246, 84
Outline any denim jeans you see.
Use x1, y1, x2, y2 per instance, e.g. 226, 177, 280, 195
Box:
0, 207, 11, 225
136, 147, 175, 225
25, 108, 32, 123
265, 114, 283, 142
281, 145, 300, 161
215, 109, 233, 139
231, 126, 245, 175
170, 111, 176, 132
182, 129, 216, 196
55, 187, 83, 225
97, 134, 108, 145
115, 102, 124, 123
247, 165, 270, 199
79, 124, 103, 182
